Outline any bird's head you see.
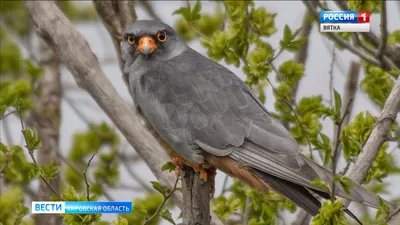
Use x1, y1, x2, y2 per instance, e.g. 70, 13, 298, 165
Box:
121, 20, 186, 65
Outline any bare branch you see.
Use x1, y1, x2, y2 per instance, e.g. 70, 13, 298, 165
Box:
344, 76, 400, 207
386, 206, 400, 223
376, 0, 388, 67
92, 0, 135, 85
0, 110, 17, 120
329, 46, 336, 106
83, 148, 100, 201
22, 2, 224, 224
334, 0, 400, 71
334, 61, 361, 168
242, 196, 251, 225
118, 154, 154, 193
342, 62, 360, 126
138, 0, 161, 21
330, 99, 353, 201
302, 1, 382, 67
0, 19, 39, 64
57, 152, 114, 201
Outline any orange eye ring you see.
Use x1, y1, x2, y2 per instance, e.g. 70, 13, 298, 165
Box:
157, 31, 167, 42
127, 35, 135, 45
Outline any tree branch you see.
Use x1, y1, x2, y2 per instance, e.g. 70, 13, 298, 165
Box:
333, 0, 400, 70
344, 76, 400, 207
376, 0, 388, 67
302, 1, 384, 68
22, 2, 224, 225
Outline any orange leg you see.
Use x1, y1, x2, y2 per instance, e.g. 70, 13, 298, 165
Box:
172, 157, 217, 198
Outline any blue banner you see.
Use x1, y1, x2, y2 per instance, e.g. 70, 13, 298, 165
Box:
64, 201, 132, 214
320, 11, 358, 23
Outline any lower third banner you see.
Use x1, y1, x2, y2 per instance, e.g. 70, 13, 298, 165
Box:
32, 201, 133, 214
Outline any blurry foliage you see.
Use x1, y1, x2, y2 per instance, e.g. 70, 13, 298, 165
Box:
311, 200, 350, 225
360, 65, 395, 108
387, 30, 400, 46
211, 180, 296, 225
65, 122, 120, 194
123, 193, 165, 225
347, 0, 381, 13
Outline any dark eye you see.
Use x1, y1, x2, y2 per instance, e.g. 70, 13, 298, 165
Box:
157, 31, 167, 42
127, 35, 135, 44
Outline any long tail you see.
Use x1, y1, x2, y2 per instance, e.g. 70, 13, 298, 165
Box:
253, 169, 363, 225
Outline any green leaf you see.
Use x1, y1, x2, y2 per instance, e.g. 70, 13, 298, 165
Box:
172, 6, 192, 21
41, 161, 60, 181
160, 209, 176, 225
26, 162, 42, 180
333, 89, 342, 118
150, 181, 167, 197
24, 128, 41, 151
161, 161, 176, 172
335, 176, 354, 195
191, 1, 201, 21
310, 178, 329, 191
132, 205, 148, 216
0, 142, 7, 153
283, 25, 292, 43
112, 217, 129, 225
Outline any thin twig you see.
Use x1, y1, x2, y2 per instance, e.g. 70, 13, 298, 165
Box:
330, 98, 354, 201
0, 19, 39, 64
56, 152, 114, 201
242, 196, 252, 225
145, 175, 180, 225
18, 99, 64, 200
386, 206, 400, 223
189, 23, 209, 40
376, 0, 388, 67
339, 161, 351, 176
0, 110, 17, 120
83, 148, 100, 201
220, 174, 229, 196
329, 46, 336, 106
118, 154, 154, 193
302, 0, 381, 67
138, 0, 161, 21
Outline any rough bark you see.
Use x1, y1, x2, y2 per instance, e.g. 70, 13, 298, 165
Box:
23, 2, 223, 225
31, 38, 62, 225
181, 166, 212, 225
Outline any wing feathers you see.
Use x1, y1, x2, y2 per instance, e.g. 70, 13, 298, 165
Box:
231, 141, 385, 209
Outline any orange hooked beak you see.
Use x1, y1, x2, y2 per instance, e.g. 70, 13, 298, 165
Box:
137, 36, 157, 56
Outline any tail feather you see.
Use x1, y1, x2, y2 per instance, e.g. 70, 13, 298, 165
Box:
230, 141, 397, 210
254, 169, 363, 225
253, 168, 321, 216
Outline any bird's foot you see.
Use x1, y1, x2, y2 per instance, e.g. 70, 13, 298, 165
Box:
172, 157, 217, 198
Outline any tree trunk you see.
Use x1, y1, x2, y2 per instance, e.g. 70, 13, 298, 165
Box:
181, 166, 211, 225
31, 38, 62, 225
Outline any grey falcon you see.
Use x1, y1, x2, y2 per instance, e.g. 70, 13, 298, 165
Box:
120, 20, 397, 222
